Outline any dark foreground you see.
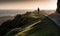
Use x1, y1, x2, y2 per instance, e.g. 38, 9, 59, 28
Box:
0, 12, 60, 36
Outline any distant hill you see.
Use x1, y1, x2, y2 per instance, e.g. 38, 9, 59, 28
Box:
0, 10, 34, 17
0, 16, 14, 25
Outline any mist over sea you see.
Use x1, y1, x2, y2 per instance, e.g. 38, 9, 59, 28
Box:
0, 10, 33, 17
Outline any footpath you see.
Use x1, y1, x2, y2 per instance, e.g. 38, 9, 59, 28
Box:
44, 13, 60, 28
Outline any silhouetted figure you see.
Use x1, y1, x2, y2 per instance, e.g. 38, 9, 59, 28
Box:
37, 8, 40, 13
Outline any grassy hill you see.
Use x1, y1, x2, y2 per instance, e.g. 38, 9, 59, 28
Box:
0, 12, 60, 36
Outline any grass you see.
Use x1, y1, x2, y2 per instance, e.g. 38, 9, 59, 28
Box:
25, 17, 60, 36
4, 12, 60, 36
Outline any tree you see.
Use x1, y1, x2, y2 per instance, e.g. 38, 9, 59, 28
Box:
56, 0, 60, 13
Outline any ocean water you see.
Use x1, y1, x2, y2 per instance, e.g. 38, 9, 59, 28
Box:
0, 10, 28, 17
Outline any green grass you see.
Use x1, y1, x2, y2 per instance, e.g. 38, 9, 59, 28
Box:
25, 17, 60, 36
5, 12, 60, 36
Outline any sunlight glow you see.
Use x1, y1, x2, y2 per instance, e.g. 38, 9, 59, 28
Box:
0, 0, 57, 10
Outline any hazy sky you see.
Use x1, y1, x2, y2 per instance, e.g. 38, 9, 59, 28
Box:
0, 0, 57, 10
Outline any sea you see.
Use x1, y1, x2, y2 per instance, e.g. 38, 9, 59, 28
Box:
0, 10, 33, 17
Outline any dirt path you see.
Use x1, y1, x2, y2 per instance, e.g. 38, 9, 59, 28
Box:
41, 11, 60, 28
15, 20, 41, 36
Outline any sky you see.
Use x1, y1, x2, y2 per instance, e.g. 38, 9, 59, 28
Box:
0, 0, 57, 10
